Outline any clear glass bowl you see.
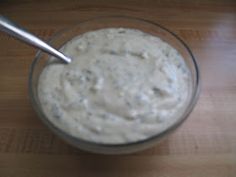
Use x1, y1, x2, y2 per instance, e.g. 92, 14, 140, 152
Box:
29, 16, 200, 154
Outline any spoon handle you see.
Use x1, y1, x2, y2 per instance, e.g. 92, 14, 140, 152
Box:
0, 15, 71, 63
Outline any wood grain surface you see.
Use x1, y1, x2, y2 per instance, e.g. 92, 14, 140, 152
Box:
0, 0, 236, 176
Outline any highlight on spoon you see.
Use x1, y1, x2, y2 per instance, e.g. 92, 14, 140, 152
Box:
0, 15, 71, 64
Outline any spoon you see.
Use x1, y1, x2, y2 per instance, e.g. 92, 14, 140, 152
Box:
0, 15, 71, 63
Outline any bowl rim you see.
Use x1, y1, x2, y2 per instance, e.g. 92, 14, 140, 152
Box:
28, 15, 200, 150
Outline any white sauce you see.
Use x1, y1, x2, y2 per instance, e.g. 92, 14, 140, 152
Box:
38, 28, 191, 144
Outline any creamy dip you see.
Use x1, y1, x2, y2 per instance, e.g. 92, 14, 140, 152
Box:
38, 28, 191, 144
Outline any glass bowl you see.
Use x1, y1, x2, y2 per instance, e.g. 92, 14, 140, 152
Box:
29, 16, 200, 154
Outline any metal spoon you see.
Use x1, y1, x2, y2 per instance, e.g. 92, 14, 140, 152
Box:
0, 15, 71, 63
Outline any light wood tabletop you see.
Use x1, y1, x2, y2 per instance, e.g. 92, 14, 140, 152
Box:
0, 0, 236, 176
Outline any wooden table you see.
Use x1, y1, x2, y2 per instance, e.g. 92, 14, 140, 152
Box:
0, 0, 236, 176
